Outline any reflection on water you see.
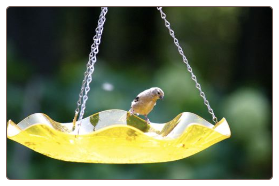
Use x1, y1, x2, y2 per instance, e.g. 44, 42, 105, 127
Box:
91, 110, 149, 131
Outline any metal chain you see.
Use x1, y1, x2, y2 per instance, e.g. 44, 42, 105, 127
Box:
73, 7, 217, 124
74, 7, 108, 123
157, 7, 218, 123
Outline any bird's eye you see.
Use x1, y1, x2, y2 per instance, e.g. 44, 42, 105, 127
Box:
157, 92, 160, 95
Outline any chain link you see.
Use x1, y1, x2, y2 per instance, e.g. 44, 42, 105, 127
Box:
157, 7, 218, 123
74, 7, 108, 123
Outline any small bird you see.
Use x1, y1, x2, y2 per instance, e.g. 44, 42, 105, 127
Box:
129, 87, 164, 123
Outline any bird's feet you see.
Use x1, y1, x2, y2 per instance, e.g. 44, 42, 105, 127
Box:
144, 115, 150, 124
129, 109, 134, 115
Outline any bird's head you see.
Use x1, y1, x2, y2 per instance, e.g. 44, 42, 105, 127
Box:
151, 87, 164, 100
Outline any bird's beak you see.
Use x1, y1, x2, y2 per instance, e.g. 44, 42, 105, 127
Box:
159, 96, 164, 100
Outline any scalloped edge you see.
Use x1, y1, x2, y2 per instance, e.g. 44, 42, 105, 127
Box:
7, 109, 231, 139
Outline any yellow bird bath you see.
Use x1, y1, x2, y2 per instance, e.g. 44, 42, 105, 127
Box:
7, 7, 232, 164
7, 109, 231, 163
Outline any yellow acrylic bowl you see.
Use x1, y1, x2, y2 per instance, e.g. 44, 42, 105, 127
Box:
7, 109, 231, 163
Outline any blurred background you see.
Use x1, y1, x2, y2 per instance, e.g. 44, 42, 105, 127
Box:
7, 7, 272, 179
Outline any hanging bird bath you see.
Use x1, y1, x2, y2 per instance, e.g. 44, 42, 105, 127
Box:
7, 7, 231, 163
7, 109, 230, 163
